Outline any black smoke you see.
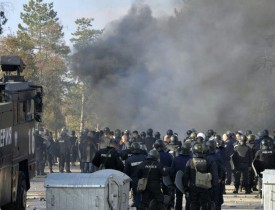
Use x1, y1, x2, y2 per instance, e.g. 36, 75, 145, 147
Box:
71, 0, 275, 135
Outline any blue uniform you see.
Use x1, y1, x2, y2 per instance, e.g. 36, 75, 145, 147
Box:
124, 152, 147, 208
171, 153, 191, 210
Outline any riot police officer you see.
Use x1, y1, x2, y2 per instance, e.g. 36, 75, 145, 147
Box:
171, 142, 192, 210
145, 128, 156, 151
222, 133, 234, 185
98, 127, 111, 150
81, 131, 98, 173
44, 129, 55, 173
252, 138, 275, 197
124, 142, 147, 208
183, 142, 218, 210
137, 149, 169, 210
154, 139, 174, 209
92, 140, 124, 172
70, 130, 78, 166
56, 128, 72, 173
232, 135, 253, 194
166, 135, 181, 157
34, 128, 46, 176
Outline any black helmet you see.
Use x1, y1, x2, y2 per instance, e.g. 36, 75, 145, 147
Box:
148, 149, 160, 160
154, 139, 165, 149
154, 131, 161, 139
226, 130, 233, 138
167, 129, 173, 136
124, 129, 130, 136
147, 128, 153, 136
179, 142, 191, 155
61, 127, 68, 137
213, 134, 222, 141
216, 139, 225, 148
206, 129, 215, 138
247, 134, 256, 143
104, 127, 110, 134
260, 139, 273, 150
170, 135, 179, 145
245, 130, 252, 136
131, 142, 141, 153
206, 140, 216, 154
186, 129, 192, 136
257, 130, 265, 139
192, 143, 203, 154
114, 129, 122, 138
239, 135, 247, 145
140, 131, 146, 139
263, 129, 269, 136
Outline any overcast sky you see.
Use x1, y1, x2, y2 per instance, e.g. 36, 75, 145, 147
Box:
3, 0, 175, 46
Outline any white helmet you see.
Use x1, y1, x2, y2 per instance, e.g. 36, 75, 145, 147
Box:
197, 132, 206, 140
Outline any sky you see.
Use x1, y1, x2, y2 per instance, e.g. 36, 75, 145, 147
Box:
2, 0, 275, 135
2, 0, 176, 46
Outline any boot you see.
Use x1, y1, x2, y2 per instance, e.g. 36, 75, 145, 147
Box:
50, 168, 54, 173
233, 188, 238, 194
253, 186, 258, 191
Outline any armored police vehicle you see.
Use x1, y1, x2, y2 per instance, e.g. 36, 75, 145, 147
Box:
0, 56, 43, 210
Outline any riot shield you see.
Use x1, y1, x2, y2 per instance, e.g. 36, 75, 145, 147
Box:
175, 170, 184, 193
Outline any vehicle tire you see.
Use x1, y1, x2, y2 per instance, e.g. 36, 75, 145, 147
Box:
14, 171, 27, 210
1, 172, 27, 210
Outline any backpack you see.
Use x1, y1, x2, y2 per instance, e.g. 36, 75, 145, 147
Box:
193, 159, 212, 189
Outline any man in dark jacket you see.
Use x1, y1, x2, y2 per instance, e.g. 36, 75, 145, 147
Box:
183, 142, 218, 210
137, 149, 169, 210
56, 128, 72, 173
171, 142, 191, 210
253, 138, 275, 197
92, 140, 124, 172
81, 131, 98, 173
232, 135, 253, 194
124, 142, 147, 208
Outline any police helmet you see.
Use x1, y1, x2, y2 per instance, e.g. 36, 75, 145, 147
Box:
131, 142, 141, 153
263, 129, 269, 136
247, 134, 256, 143
213, 134, 222, 141
239, 135, 247, 145
153, 139, 165, 149
124, 129, 130, 136
186, 129, 192, 136
170, 135, 179, 145
206, 129, 214, 137
61, 127, 68, 137
260, 139, 273, 150
216, 139, 225, 148
206, 140, 216, 154
114, 129, 122, 138
179, 142, 191, 155
140, 131, 146, 138
167, 129, 173, 136
190, 132, 197, 140
104, 127, 110, 134
196, 132, 206, 142
192, 143, 203, 155
154, 131, 161, 139
147, 128, 153, 136
226, 130, 233, 137
245, 130, 252, 136
148, 149, 160, 160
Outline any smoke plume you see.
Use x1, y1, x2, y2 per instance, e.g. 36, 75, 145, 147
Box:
71, 0, 275, 136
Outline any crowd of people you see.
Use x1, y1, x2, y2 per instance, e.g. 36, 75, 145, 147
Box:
34, 127, 275, 210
